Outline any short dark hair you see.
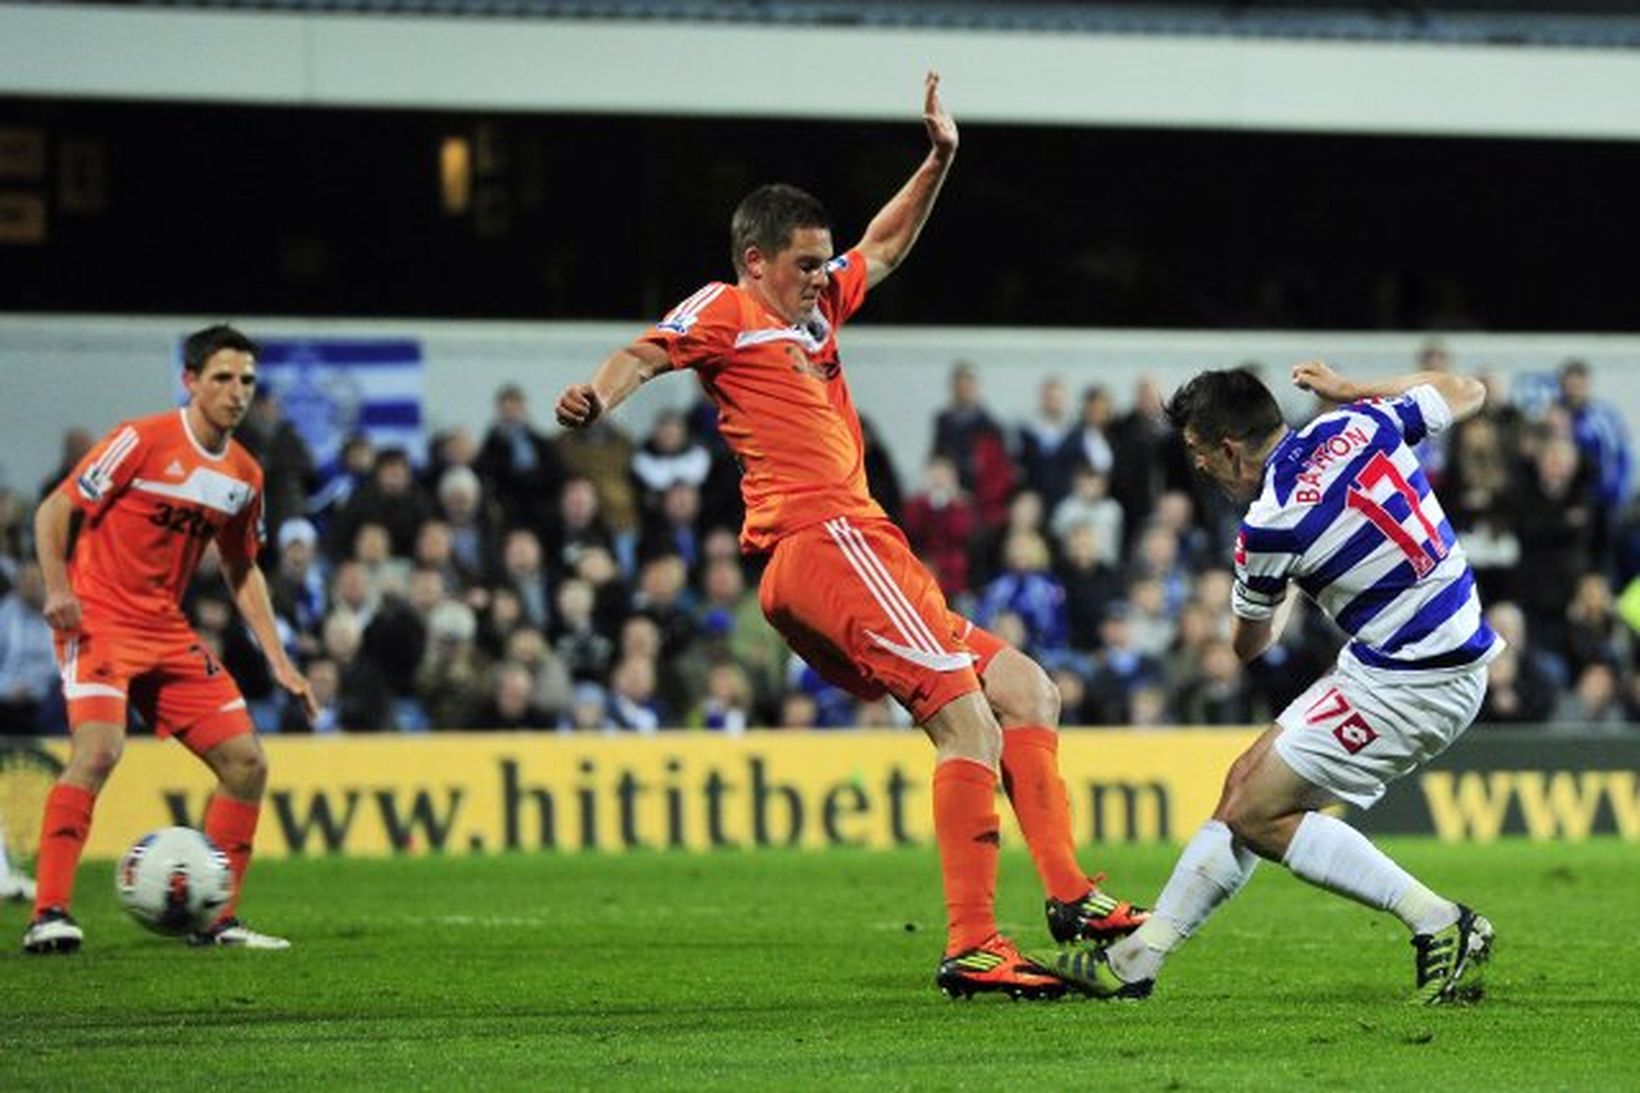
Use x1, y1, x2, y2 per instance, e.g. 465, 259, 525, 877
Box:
730, 184, 830, 274
183, 324, 259, 374
1163, 367, 1285, 448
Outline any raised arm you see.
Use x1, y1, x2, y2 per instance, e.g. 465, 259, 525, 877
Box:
854, 71, 958, 290
554, 341, 672, 429
1292, 359, 1486, 424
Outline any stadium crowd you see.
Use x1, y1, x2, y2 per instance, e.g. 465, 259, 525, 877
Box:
1, 349, 1636, 736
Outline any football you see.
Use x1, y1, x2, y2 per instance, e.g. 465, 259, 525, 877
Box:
114, 827, 233, 935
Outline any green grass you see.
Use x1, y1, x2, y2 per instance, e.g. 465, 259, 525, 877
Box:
2, 840, 1637, 1091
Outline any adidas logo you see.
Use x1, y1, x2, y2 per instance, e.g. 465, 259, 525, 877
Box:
165, 460, 186, 478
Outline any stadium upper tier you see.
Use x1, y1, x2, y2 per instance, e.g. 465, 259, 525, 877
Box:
17, 0, 1640, 49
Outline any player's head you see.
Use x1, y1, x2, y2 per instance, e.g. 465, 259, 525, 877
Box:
181, 323, 259, 435
1164, 367, 1287, 503
731, 183, 834, 323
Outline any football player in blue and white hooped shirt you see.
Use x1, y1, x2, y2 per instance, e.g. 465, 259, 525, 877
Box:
1054, 361, 1499, 1006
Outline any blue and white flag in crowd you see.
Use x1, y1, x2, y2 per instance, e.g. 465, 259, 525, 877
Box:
179, 337, 426, 472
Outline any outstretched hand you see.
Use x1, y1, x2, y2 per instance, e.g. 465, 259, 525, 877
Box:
1292, 359, 1357, 404
555, 384, 603, 429
275, 661, 320, 725
923, 70, 958, 160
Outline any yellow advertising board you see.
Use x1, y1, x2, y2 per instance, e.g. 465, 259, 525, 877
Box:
32, 730, 1257, 860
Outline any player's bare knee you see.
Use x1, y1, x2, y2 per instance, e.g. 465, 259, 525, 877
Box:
211, 741, 269, 798
68, 740, 123, 789
985, 650, 1060, 728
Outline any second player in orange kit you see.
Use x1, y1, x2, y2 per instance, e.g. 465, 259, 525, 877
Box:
24, 324, 318, 955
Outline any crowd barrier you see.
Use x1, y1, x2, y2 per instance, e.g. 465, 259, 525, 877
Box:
5, 728, 1635, 860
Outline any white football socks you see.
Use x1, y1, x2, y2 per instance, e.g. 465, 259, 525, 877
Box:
1107, 820, 1258, 984
1282, 812, 1458, 935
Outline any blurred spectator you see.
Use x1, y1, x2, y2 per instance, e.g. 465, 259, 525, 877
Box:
351, 522, 411, 601
1128, 521, 1192, 614
476, 383, 565, 535
1083, 602, 1162, 725
1050, 464, 1123, 568
1050, 666, 1094, 726
559, 681, 611, 732
545, 475, 617, 582
696, 556, 787, 716
1151, 490, 1214, 573
0, 562, 57, 733
554, 417, 639, 560
976, 489, 1047, 586
1176, 638, 1264, 726
1126, 578, 1176, 659
1477, 603, 1557, 724
1441, 412, 1520, 606
322, 610, 395, 730
1564, 573, 1628, 680
607, 655, 663, 732
1558, 359, 1634, 565
328, 447, 434, 561
778, 690, 821, 729
504, 627, 573, 722
1553, 663, 1628, 727
632, 408, 711, 507
415, 600, 489, 729
690, 661, 753, 734
500, 528, 552, 633
269, 517, 327, 657
412, 520, 467, 597
975, 530, 1068, 664
0, 490, 28, 586
1017, 375, 1081, 512
573, 544, 632, 641
1129, 684, 1172, 728
932, 361, 1015, 529
436, 465, 503, 586
421, 425, 480, 498
903, 455, 977, 600
1109, 375, 1185, 541
1056, 522, 1122, 653
1073, 385, 1116, 479
688, 396, 748, 534
551, 577, 615, 684
633, 554, 698, 663
638, 483, 704, 571
1514, 432, 1595, 659
307, 433, 375, 534
477, 661, 551, 731
238, 386, 317, 541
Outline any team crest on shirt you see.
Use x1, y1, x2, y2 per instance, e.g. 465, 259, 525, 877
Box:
785, 344, 838, 381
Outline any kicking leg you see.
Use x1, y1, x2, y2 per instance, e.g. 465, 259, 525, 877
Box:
983, 646, 1147, 943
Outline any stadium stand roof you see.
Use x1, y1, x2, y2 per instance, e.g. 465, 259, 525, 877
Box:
13, 0, 1640, 49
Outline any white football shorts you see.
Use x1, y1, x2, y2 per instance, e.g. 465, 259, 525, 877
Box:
1273, 652, 1492, 809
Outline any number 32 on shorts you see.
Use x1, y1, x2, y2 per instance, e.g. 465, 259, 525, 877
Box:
1303, 687, 1380, 755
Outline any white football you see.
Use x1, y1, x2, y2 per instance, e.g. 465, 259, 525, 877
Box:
115, 826, 232, 935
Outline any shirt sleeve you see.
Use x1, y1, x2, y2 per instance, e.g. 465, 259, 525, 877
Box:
1357, 385, 1453, 447
635, 283, 738, 375
821, 249, 869, 328
1230, 524, 1293, 621
59, 421, 145, 516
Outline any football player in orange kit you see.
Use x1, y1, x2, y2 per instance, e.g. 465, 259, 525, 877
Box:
23, 324, 317, 954
555, 74, 1145, 999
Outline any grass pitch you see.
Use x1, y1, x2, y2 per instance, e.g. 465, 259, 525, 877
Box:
2, 839, 1636, 1091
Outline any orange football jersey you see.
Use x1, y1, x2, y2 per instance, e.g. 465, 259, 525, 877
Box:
638, 249, 886, 553
59, 408, 265, 624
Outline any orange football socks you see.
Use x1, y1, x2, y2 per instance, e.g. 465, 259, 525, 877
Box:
932, 757, 1001, 955
203, 794, 261, 920
33, 783, 95, 916
1001, 726, 1090, 903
